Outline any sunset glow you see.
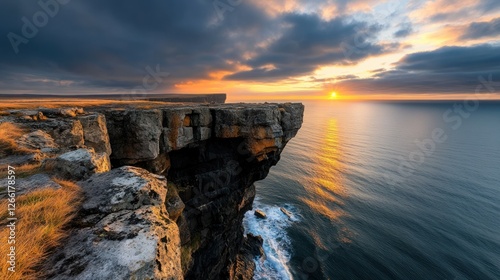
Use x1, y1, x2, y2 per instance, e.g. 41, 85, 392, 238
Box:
2, 1, 499, 101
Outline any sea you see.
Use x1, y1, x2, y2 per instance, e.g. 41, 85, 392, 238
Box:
242, 101, 500, 280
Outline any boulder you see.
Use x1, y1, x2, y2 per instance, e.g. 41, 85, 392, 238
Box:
52, 148, 110, 180
254, 209, 267, 219
280, 207, 293, 220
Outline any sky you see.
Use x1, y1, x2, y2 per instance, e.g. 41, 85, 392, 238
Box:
1, 0, 500, 101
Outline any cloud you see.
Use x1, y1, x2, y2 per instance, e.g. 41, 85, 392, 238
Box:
409, 0, 500, 25
0, 1, 400, 91
224, 13, 398, 81
0, 0, 272, 93
459, 17, 500, 40
335, 44, 500, 94
394, 22, 413, 38
1, 0, 499, 96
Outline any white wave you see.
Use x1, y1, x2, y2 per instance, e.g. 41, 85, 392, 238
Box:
243, 198, 300, 280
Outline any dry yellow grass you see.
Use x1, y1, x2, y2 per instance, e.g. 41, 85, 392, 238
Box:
0, 99, 175, 110
0, 123, 37, 157
0, 179, 82, 280
0, 163, 42, 179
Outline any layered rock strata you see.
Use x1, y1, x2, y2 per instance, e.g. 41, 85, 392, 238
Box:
0, 102, 304, 279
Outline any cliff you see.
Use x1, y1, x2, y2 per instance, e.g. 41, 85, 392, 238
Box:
0, 102, 304, 279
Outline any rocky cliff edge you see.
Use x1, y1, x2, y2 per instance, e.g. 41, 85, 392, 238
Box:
0, 102, 304, 280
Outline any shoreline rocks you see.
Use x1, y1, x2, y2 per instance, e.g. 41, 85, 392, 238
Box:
254, 209, 267, 219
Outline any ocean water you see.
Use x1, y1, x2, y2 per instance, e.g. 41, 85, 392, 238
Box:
243, 101, 500, 280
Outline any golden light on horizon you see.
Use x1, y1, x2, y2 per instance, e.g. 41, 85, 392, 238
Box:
329, 91, 338, 99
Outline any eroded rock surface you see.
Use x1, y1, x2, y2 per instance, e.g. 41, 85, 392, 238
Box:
45, 167, 183, 280
52, 148, 111, 180
78, 113, 112, 155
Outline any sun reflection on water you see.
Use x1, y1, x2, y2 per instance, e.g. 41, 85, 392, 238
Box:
300, 118, 348, 222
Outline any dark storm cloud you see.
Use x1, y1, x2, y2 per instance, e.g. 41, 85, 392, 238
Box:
0, 0, 398, 93
460, 17, 500, 40
225, 13, 398, 81
336, 44, 500, 94
0, 0, 274, 93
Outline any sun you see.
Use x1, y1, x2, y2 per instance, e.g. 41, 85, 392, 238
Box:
329, 91, 338, 99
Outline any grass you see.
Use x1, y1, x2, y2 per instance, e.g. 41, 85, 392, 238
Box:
0, 179, 82, 280
0, 99, 176, 110
0, 123, 37, 157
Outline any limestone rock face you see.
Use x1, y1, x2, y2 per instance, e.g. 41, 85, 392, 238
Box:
102, 103, 303, 172
45, 166, 183, 280
161, 107, 213, 152
78, 113, 112, 155
104, 110, 163, 162
211, 104, 304, 161
52, 148, 111, 180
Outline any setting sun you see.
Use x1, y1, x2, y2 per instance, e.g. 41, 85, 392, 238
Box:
329, 91, 338, 99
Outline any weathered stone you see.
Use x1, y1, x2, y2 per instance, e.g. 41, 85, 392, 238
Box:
254, 209, 267, 219
105, 109, 162, 161
9, 110, 47, 121
81, 166, 166, 214
18, 118, 85, 148
60, 108, 78, 117
16, 130, 58, 150
52, 148, 110, 180
78, 113, 112, 155
45, 166, 183, 280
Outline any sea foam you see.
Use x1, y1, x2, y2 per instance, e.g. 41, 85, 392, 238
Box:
243, 198, 300, 280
